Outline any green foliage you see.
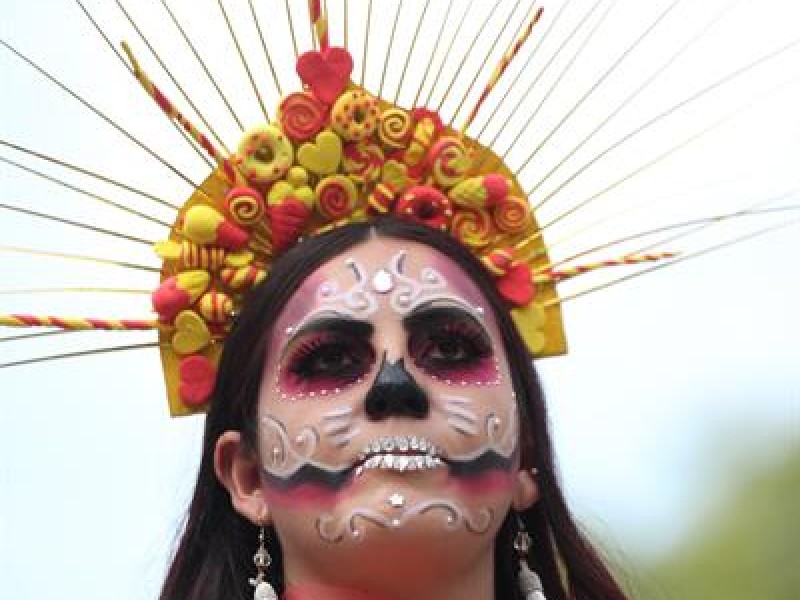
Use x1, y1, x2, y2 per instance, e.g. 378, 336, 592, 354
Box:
628, 448, 800, 600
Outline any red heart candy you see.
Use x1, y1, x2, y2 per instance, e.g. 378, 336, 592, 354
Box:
496, 264, 535, 306
178, 355, 217, 408
296, 47, 354, 105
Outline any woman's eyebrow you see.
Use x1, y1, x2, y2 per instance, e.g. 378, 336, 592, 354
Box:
402, 303, 486, 332
289, 314, 374, 341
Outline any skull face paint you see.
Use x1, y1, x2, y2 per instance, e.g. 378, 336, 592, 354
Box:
257, 237, 522, 553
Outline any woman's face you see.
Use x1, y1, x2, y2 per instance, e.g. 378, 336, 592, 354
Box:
256, 235, 533, 582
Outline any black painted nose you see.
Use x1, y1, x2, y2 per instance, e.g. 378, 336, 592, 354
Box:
365, 356, 429, 420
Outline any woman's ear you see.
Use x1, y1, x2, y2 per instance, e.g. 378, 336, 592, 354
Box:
214, 430, 271, 525
512, 468, 540, 511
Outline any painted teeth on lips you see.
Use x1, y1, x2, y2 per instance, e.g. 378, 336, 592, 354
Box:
355, 435, 445, 474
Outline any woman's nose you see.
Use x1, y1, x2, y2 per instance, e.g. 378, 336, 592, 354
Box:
364, 355, 429, 420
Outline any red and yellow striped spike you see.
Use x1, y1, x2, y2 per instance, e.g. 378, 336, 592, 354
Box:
534, 252, 678, 284
461, 7, 544, 135
121, 42, 243, 186
0, 315, 161, 331
309, 0, 329, 51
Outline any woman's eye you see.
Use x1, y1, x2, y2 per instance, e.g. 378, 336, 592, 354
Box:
409, 321, 492, 376
283, 334, 374, 393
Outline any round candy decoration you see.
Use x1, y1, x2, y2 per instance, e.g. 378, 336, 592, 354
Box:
493, 195, 532, 234
451, 206, 493, 248
331, 89, 380, 142
394, 185, 454, 231
378, 108, 412, 148
279, 91, 328, 142
224, 187, 265, 226
315, 174, 358, 220
235, 124, 294, 184
428, 136, 470, 188
343, 141, 384, 183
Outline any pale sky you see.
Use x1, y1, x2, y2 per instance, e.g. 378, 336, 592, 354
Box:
1, 1, 799, 599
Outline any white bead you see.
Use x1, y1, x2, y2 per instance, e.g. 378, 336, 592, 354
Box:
254, 581, 278, 600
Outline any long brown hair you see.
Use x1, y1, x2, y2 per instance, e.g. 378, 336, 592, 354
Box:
159, 218, 628, 600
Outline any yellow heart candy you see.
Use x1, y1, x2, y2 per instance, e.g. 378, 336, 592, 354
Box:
297, 130, 342, 175
171, 310, 212, 355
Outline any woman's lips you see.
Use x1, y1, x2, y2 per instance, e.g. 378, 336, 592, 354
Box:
353, 435, 446, 476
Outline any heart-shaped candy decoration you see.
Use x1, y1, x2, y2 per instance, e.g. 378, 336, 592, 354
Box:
296, 47, 354, 105
496, 264, 535, 307
171, 310, 212, 355
297, 130, 343, 175
178, 354, 217, 408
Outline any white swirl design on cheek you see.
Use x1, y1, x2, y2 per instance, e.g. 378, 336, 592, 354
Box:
260, 415, 320, 477
446, 403, 519, 462
315, 500, 494, 543
442, 395, 480, 436
314, 258, 379, 320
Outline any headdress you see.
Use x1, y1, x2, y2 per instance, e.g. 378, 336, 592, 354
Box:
2, 1, 798, 417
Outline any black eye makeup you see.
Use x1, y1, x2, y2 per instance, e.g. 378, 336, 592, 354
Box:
405, 305, 497, 384
279, 318, 375, 397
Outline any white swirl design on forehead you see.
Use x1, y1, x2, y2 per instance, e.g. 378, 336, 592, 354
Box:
312, 258, 379, 321
316, 500, 493, 542
388, 250, 474, 315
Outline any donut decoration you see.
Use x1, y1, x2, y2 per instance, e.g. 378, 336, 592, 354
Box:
450, 207, 494, 248
315, 174, 358, 220
224, 187, 265, 227
493, 195, 532, 234
279, 92, 328, 142
234, 124, 294, 184
331, 89, 380, 142
378, 108, 412, 148
394, 185, 454, 232
343, 141, 384, 183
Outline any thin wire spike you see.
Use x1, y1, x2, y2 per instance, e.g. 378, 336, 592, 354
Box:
217, 0, 270, 121
0, 245, 161, 273
393, 0, 431, 104
249, 0, 283, 96
378, 0, 404, 99
0, 342, 161, 370
435, 0, 506, 114
0, 155, 172, 229
0, 38, 200, 190
0, 287, 151, 295
531, 37, 800, 214
111, 0, 232, 154
551, 214, 800, 307
285, 0, 300, 60
450, 0, 531, 128
156, 0, 245, 130
481, 0, 607, 154
74, 0, 214, 168
0, 203, 156, 246
499, 0, 619, 161
514, 0, 684, 174
422, 0, 476, 108
412, 0, 455, 108
344, 0, 349, 50
541, 201, 800, 270
527, 0, 742, 197
361, 0, 373, 86
308, 0, 318, 51
474, 0, 574, 140
0, 330, 75, 344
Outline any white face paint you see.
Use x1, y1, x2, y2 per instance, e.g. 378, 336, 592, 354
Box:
256, 237, 523, 567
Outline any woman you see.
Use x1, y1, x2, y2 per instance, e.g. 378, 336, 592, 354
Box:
159, 218, 628, 600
